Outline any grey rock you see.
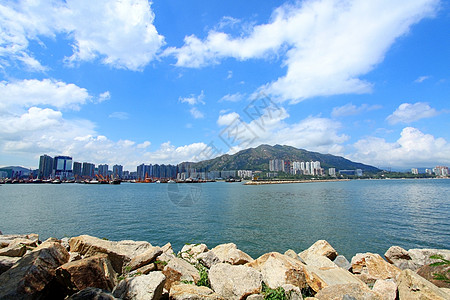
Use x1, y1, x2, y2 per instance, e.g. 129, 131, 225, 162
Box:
385, 246, 450, 271
162, 257, 200, 291
113, 271, 166, 300
125, 246, 162, 272
333, 255, 351, 270
0, 256, 20, 275
169, 283, 224, 300
197, 251, 221, 268
179, 243, 209, 264
210, 243, 253, 265
284, 249, 306, 264
397, 269, 449, 300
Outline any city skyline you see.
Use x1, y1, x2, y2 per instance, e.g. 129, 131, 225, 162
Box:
0, 0, 449, 170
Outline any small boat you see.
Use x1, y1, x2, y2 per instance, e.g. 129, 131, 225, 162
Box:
155, 180, 161, 183
167, 179, 176, 183
88, 180, 99, 184
51, 179, 61, 184
109, 179, 121, 185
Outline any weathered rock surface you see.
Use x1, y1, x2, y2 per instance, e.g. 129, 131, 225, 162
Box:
161, 242, 174, 256
302, 254, 337, 269
169, 283, 224, 300
66, 287, 119, 300
351, 253, 401, 284
126, 246, 162, 272
397, 268, 449, 300
0, 234, 39, 248
56, 254, 117, 294
372, 279, 397, 300
179, 243, 209, 264
69, 251, 82, 262
246, 252, 307, 289
314, 283, 383, 300
385, 246, 450, 271
0, 256, 20, 275
299, 240, 338, 261
0, 241, 69, 299
282, 284, 303, 300
333, 255, 351, 271
197, 251, 221, 268
303, 264, 365, 293
209, 263, 262, 299
0, 243, 27, 257
134, 263, 156, 275
246, 294, 264, 300
113, 271, 166, 300
162, 257, 200, 290
210, 243, 253, 265
417, 263, 450, 288
69, 235, 152, 273
284, 249, 306, 264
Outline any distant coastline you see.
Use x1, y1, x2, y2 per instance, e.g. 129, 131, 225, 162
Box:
244, 178, 351, 185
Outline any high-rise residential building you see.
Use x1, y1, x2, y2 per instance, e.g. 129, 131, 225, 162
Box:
269, 159, 285, 172
411, 168, 419, 175
38, 154, 54, 179
73, 162, 82, 177
113, 165, 123, 179
98, 164, 109, 177
328, 168, 336, 177
433, 166, 449, 176
425, 169, 432, 175
53, 156, 72, 179
82, 162, 95, 178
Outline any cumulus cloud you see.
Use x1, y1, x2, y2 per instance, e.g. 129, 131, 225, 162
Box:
165, 0, 438, 102
332, 103, 382, 117
350, 127, 450, 167
179, 90, 205, 105
0, 79, 104, 112
386, 102, 440, 124
0, 0, 164, 71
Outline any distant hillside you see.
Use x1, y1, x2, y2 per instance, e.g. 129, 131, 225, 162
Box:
182, 144, 380, 173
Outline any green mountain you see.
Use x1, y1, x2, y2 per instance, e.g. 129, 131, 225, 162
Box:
182, 144, 380, 173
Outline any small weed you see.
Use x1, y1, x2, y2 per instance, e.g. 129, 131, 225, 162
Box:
261, 282, 287, 300
430, 255, 450, 283
195, 264, 210, 288
101, 237, 109, 241
181, 280, 194, 284
154, 260, 168, 266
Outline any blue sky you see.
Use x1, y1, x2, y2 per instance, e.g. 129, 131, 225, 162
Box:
0, 0, 449, 171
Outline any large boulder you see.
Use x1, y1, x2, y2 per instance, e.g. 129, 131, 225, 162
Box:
314, 283, 383, 300
0, 241, 69, 299
56, 254, 117, 294
299, 240, 338, 261
197, 251, 221, 269
67, 287, 118, 300
0, 256, 20, 275
417, 263, 450, 288
372, 279, 397, 300
302, 254, 337, 269
179, 243, 209, 264
284, 249, 306, 264
169, 283, 224, 300
351, 253, 401, 284
333, 255, 351, 271
246, 252, 308, 289
209, 243, 253, 265
397, 269, 449, 300
125, 246, 162, 272
303, 265, 365, 293
384, 246, 450, 271
0, 243, 27, 257
69, 235, 152, 273
209, 263, 262, 299
162, 257, 200, 290
113, 271, 166, 300
0, 234, 39, 248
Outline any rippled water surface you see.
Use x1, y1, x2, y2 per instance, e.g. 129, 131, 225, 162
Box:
1, 179, 449, 259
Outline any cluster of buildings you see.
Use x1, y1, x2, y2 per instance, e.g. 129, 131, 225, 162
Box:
268, 159, 360, 177
412, 166, 449, 177
38, 154, 125, 180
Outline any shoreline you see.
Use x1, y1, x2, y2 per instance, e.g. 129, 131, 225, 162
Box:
244, 179, 351, 185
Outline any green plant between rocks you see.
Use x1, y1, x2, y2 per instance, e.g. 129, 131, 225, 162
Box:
430, 254, 450, 283
195, 263, 210, 288
261, 282, 287, 300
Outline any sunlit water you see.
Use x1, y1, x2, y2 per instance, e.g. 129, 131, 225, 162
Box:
1, 179, 449, 259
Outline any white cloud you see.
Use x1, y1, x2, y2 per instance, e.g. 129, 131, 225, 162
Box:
414, 75, 430, 83
108, 112, 130, 120
332, 103, 382, 117
166, 0, 438, 102
350, 127, 450, 167
0, 0, 164, 71
227, 70, 233, 79
386, 102, 439, 124
98, 91, 111, 102
219, 92, 245, 102
216, 108, 348, 155
179, 90, 205, 105
190, 107, 205, 119
0, 79, 96, 112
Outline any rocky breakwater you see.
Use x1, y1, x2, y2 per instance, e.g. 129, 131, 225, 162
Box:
0, 233, 449, 300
